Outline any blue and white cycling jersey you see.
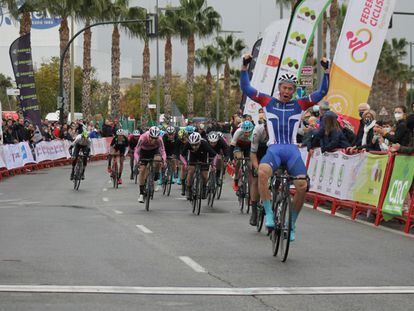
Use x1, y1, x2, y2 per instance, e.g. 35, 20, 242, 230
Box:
240, 70, 329, 145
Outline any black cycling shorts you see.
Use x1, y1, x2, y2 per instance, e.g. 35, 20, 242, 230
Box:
188, 153, 210, 171
73, 145, 90, 158
139, 148, 160, 164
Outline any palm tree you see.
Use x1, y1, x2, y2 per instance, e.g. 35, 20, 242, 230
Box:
216, 34, 246, 121
159, 9, 179, 121
230, 68, 241, 114
329, 0, 338, 59
195, 45, 216, 118
125, 6, 151, 124
176, 0, 221, 119
78, 0, 108, 120
48, 1, 81, 112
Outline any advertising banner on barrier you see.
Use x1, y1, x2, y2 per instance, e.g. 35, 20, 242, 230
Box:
382, 155, 414, 219
34, 140, 68, 162
350, 153, 388, 206
0, 145, 6, 168
271, 0, 332, 96
243, 20, 289, 123
91, 138, 108, 155
20, 142, 35, 166
309, 148, 364, 200
325, 0, 396, 130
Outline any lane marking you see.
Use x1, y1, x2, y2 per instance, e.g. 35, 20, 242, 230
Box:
102, 188, 108, 192
0, 285, 413, 295
0, 199, 21, 203
179, 256, 207, 273
113, 210, 123, 215
174, 197, 187, 200
102, 197, 109, 202
304, 203, 414, 239
136, 225, 153, 234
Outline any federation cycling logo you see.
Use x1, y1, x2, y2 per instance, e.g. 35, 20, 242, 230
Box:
346, 29, 372, 63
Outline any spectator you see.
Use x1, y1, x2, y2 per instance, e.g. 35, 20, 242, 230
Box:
3, 126, 18, 144
359, 110, 380, 151
300, 116, 318, 150
376, 105, 411, 147
389, 114, 414, 153
61, 124, 74, 141
318, 113, 350, 153
353, 103, 371, 146
13, 118, 29, 142
337, 114, 356, 144
258, 108, 266, 125
89, 124, 102, 139
102, 119, 114, 137
230, 114, 241, 136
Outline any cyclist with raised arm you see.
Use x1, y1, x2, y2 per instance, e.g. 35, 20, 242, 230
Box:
229, 120, 254, 192
249, 120, 269, 226
240, 54, 330, 241
109, 129, 129, 184
180, 132, 217, 200
207, 132, 229, 186
135, 126, 167, 203
128, 130, 141, 180
69, 131, 91, 180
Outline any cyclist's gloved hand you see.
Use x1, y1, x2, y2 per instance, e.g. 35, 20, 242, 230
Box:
242, 54, 253, 67
320, 57, 330, 70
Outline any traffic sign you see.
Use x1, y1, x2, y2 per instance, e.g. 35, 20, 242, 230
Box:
301, 66, 313, 76
6, 88, 20, 96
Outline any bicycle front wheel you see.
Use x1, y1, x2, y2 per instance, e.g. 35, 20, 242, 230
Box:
196, 176, 203, 215
279, 195, 292, 262
216, 169, 224, 200
272, 194, 282, 257
73, 161, 82, 190
256, 205, 264, 232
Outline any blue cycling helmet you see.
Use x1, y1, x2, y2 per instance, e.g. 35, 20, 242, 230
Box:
241, 120, 254, 132
185, 125, 195, 134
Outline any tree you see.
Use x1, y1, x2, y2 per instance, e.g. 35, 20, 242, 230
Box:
176, 0, 221, 119
159, 9, 179, 121
77, 0, 108, 120
216, 34, 246, 121
329, 0, 338, 59
48, 1, 81, 112
0, 73, 14, 110
195, 45, 216, 118
230, 68, 241, 115
1, 0, 45, 35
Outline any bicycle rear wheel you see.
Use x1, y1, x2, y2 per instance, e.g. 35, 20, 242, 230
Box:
73, 160, 82, 190
145, 176, 151, 212
112, 161, 118, 188
162, 167, 168, 195
279, 195, 292, 262
134, 164, 138, 184
272, 193, 282, 256
256, 205, 264, 232
216, 169, 224, 200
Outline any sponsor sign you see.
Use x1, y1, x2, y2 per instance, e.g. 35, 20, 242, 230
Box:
272, 0, 333, 96
382, 155, 414, 219
325, 0, 396, 130
243, 19, 289, 123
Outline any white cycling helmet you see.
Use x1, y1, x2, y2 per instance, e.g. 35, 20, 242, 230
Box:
278, 73, 298, 87
188, 132, 202, 145
207, 132, 219, 143
166, 126, 175, 134
149, 126, 161, 138
116, 129, 124, 136
216, 131, 224, 138
132, 130, 140, 136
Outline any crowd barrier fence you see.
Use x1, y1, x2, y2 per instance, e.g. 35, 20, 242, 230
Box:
0, 138, 112, 180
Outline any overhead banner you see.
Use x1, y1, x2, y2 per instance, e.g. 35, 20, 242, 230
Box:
382, 155, 414, 220
271, 0, 332, 96
9, 33, 41, 126
243, 19, 289, 123
325, 0, 396, 130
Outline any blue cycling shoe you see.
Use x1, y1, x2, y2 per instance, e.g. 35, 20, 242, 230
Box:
157, 179, 163, 186
177, 178, 182, 185
290, 226, 296, 241
263, 201, 275, 229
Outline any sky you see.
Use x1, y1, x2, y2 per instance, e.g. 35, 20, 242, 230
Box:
117, 0, 414, 79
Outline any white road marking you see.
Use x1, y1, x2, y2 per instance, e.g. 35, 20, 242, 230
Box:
179, 256, 207, 273
304, 203, 414, 239
102, 197, 109, 202
0, 285, 413, 295
136, 225, 153, 234
102, 188, 108, 192
108, 180, 112, 184
0, 199, 21, 203
175, 197, 187, 200
113, 210, 123, 215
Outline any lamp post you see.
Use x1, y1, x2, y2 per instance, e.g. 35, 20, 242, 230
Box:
410, 42, 414, 111
215, 29, 243, 121
58, 18, 154, 126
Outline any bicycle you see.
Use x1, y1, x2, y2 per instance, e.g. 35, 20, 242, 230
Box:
140, 159, 163, 211
215, 161, 226, 200
133, 163, 139, 184
270, 170, 307, 262
73, 153, 87, 191
162, 157, 174, 196
256, 203, 265, 232
111, 153, 122, 189
189, 162, 208, 215
236, 157, 251, 214
206, 164, 217, 208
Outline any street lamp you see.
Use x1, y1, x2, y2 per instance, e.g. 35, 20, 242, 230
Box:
215, 30, 243, 121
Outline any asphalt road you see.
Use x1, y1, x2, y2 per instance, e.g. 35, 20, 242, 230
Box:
0, 161, 413, 311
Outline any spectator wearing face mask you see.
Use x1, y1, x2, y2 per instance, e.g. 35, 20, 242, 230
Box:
353, 103, 371, 146
376, 106, 411, 147
389, 114, 414, 153
359, 110, 380, 151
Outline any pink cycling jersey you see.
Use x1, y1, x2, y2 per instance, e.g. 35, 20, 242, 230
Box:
134, 131, 167, 163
